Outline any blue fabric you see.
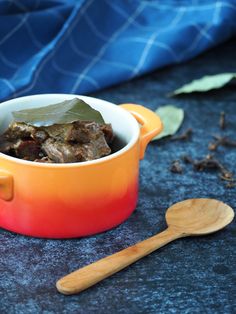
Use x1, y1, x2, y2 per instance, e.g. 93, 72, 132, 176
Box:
0, 0, 236, 101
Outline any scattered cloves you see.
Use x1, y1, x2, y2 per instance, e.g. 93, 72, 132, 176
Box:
168, 111, 234, 188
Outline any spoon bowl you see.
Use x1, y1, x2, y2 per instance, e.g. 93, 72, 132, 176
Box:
166, 198, 234, 235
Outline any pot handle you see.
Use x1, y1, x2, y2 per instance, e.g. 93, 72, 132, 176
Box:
0, 170, 13, 201
119, 104, 163, 159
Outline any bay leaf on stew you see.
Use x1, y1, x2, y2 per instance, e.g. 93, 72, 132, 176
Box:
152, 105, 184, 140
12, 98, 105, 126
170, 73, 236, 96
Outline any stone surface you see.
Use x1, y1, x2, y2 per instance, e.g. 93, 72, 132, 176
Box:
1, 39, 236, 314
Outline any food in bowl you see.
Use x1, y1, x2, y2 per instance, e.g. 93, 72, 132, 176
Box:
0, 98, 114, 163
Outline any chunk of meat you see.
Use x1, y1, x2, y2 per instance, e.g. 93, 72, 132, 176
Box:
42, 134, 111, 163
100, 124, 114, 144
0, 137, 14, 154
2, 122, 48, 143
4, 122, 36, 140
15, 140, 43, 161
0, 120, 114, 163
0, 138, 43, 160
44, 122, 91, 143
42, 139, 81, 163
81, 136, 111, 161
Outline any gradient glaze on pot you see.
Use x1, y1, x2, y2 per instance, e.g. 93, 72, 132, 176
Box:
0, 95, 162, 238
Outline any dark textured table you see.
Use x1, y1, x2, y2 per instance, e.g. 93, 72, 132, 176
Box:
1, 39, 236, 314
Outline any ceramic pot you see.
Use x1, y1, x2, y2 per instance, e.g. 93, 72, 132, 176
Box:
0, 94, 162, 238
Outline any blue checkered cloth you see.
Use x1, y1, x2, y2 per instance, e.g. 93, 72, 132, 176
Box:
1, 0, 236, 101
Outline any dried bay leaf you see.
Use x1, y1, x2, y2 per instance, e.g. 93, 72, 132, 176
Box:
170, 73, 236, 96
12, 98, 105, 126
152, 105, 184, 140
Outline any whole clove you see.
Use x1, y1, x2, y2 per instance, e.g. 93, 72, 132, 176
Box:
170, 160, 183, 174
171, 128, 192, 141
193, 154, 233, 179
208, 135, 236, 151
219, 111, 226, 130
181, 154, 234, 185
193, 154, 223, 171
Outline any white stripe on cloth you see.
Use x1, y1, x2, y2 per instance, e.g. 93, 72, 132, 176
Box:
131, 8, 186, 76
0, 52, 19, 69
70, 3, 146, 93
179, 24, 213, 60
13, 0, 92, 97
69, 36, 136, 71
1, 78, 15, 93
0, 14, 29, 45
83, 12, 110, 42
52, 60, 100, 88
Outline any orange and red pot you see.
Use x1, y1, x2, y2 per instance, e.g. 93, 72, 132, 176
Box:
0, 94, 162, 238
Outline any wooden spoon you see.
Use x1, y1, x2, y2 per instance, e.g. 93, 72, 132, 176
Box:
56, 198, 234, 295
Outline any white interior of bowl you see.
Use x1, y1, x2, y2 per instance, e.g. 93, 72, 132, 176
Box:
0, 94, 140, 166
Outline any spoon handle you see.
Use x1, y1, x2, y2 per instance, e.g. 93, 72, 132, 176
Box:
56, 228, 183, 295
